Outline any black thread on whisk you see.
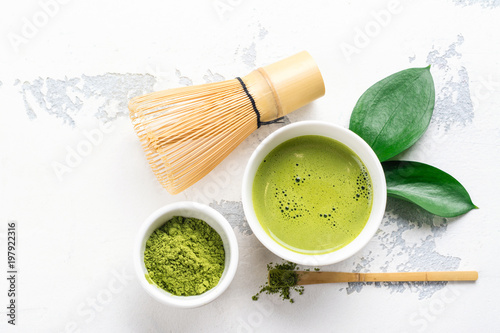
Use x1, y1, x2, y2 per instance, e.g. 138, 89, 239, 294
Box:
236, 77, 286, 128
260, 117, 285, 125
236, 77, 261, 128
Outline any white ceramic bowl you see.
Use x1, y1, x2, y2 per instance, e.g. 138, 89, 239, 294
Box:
242, 121, 386, 266
134, 201, 238, 308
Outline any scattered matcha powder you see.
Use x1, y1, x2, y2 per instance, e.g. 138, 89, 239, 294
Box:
252, 261, 320, 303
144, 216, 225, 296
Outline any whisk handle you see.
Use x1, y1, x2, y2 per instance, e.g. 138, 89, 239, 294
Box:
243, 51, 325, 123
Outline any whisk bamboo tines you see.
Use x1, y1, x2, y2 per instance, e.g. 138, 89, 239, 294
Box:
129, 51, 325, 194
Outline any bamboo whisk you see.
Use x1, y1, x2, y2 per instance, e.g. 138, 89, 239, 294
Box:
129, 51, 325, 194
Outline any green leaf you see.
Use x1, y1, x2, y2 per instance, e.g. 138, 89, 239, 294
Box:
383, 161, 478, 217
349, 67, 435, 161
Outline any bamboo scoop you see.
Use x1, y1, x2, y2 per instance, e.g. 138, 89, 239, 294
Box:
268, 269, 478, 287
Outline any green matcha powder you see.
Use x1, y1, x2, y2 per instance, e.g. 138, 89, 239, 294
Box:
252, 261, 305, 303
144, 216, 225, 296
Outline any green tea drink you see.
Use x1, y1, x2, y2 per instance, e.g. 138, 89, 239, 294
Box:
252, 135, 373, 254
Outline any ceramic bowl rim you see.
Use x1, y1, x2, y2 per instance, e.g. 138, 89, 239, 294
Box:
241, 120, 386, 266
134, 201, 239, 308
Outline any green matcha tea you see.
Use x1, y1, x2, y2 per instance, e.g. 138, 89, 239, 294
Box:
252, 135, 373, 254
144, 216, 225, 296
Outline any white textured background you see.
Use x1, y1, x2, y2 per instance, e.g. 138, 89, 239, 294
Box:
1, 0, 499, 332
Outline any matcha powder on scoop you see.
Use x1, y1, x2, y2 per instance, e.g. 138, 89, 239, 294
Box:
144, 216, 225, 296
252, 261, 314, 303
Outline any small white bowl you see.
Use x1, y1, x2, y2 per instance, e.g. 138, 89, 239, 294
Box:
242, 121, 386, 266
134, 201, 238, 308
